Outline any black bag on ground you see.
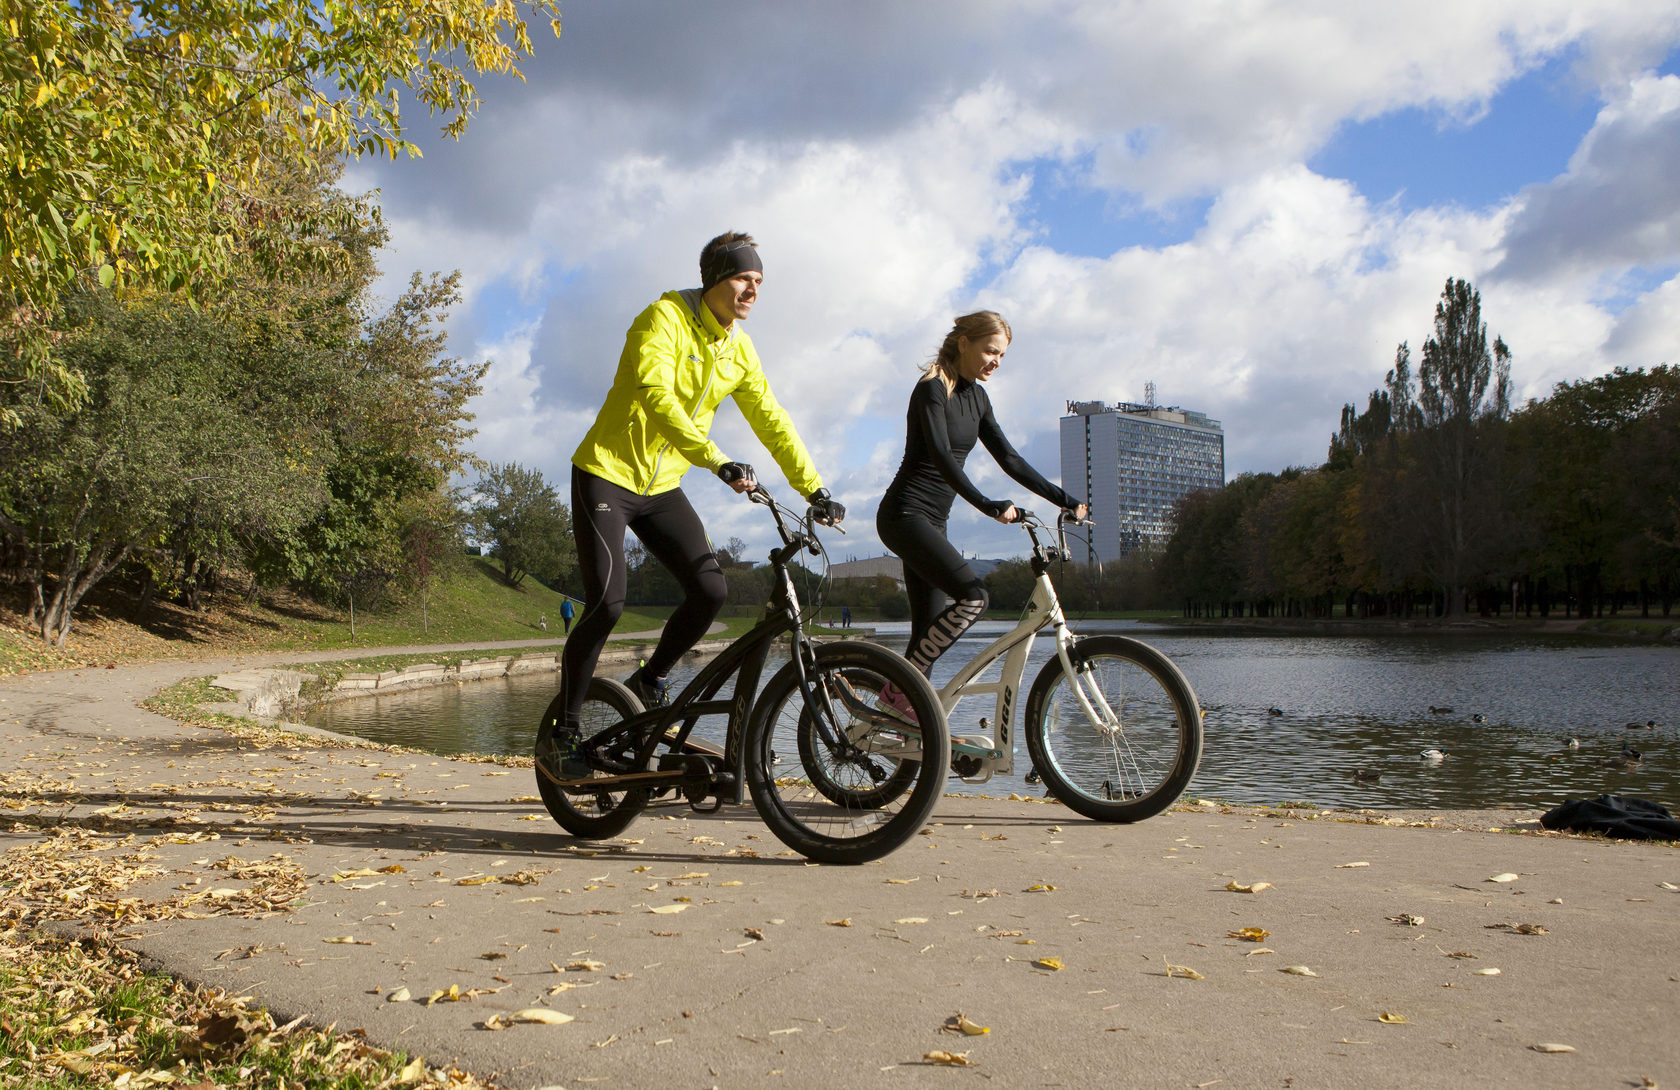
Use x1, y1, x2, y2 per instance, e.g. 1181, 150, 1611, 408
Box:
1539, 794, 1680, 841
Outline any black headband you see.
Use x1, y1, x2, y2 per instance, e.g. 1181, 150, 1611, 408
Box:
702, 240, 763, 290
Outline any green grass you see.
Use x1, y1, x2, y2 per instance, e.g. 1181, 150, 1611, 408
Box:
0, 630, 73, 676
260, 558, 595, 650
207, 560, 776, 653
0, 559, 792, 677
0, 926, 464, 1088
1576, 616, 1679, 639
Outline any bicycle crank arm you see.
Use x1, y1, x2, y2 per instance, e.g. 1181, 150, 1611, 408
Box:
829, 673, 926, 736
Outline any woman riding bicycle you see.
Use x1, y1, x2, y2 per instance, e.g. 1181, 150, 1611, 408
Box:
876, 310, 1087, 710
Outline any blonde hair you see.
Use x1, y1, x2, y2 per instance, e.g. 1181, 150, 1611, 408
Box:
923, 310, 1012, 393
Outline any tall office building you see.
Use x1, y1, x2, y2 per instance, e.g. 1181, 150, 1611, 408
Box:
1060, 398, 1225, 563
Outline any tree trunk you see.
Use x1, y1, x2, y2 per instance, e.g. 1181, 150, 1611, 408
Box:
41, 541, 131, 646
136, 565, 156, 615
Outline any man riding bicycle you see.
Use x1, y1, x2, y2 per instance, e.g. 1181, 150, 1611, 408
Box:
539, 231, 846, 782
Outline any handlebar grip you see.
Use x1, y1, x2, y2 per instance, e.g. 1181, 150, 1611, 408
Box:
717, 462, 754, 485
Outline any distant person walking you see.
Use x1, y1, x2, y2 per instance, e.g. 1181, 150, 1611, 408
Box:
539, 613, 548, 632
841, 604, 852, 628
560, 598, 575, 635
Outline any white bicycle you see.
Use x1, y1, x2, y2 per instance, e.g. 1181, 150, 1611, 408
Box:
803, 511, 1203, 823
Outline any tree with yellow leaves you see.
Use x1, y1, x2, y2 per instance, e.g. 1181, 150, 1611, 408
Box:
0, 0, 560, 420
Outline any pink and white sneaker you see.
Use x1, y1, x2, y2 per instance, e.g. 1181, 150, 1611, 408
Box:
877, 682, 918, 723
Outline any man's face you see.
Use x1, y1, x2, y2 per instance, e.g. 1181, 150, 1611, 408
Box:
704, 270, 761, 326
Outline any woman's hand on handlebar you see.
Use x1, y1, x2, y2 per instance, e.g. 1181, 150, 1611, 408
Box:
994, 503, 1020, 525
1063, 502, 1089, 523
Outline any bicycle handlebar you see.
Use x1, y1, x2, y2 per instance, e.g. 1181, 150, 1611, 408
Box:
1009, 508, 1093, 563
745, 485, 831, 559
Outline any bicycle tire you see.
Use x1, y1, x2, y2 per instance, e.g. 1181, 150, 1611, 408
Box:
795, 698, 920, 810
1023, 634, 1202, 823
745, 641, 948, 864
535, 678, 649, 839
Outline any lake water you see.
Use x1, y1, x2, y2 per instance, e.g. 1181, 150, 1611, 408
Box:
304, 621, 1679, 812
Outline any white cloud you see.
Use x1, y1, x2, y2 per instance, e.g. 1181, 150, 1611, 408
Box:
343, 2, 1680, 560
1494, 73, 1680, 280
1605, 273, 1680, 363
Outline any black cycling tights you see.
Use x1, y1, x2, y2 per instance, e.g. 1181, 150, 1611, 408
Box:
557, 468, 727, 727
876, 513, 989, 676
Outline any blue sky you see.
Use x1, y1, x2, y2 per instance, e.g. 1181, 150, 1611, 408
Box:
347, 2, 1680, 562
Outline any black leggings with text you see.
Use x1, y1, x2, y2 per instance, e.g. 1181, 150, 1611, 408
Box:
876, 512, 989, 676
557, 468, 727, 727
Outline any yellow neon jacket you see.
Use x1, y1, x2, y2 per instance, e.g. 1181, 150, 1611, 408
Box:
572, 289, 824, 498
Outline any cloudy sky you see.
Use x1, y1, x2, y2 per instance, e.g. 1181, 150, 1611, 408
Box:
345, 0, 1680, 562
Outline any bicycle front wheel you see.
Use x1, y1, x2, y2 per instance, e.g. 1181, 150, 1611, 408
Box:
535, 678, 649, 839
1023, 635, 1202, 823
745, 641, 948, 864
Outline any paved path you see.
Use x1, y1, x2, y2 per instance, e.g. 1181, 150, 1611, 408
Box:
1, 650, 1675, 1090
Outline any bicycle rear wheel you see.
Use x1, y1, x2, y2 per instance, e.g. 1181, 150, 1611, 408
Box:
745, 641, 948, 864
535, 678, 649, 839
1023, 635, 1202, 823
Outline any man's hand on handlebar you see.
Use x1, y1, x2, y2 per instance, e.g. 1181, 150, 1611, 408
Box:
1063, 502, 1090, 523
807, 489, 846, 526
717, 462, 758, 494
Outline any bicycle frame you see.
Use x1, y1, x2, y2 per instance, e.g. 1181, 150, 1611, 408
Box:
574, 491, 866, 808
934, 513, 1117, 783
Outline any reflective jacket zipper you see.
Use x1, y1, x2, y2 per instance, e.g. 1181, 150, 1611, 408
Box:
641, 327, 725, 496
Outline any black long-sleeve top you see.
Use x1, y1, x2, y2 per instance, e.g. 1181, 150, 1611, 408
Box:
879, 375, 1077, 522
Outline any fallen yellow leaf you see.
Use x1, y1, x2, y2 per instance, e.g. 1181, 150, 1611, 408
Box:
1226, 880, 1272, 894
952, 1013, 990, 1036
387, 987, 411, 1003
1280, 965, 1317, 977
1486, 872, 1520, 883
1336, 861, 1370, 868
1034, 957, 1065, 971
924, 1050, 974, 1066
650, 904, 688, 914
1473, 968, 1502, 976
515, 1008, 575, 1025
1377, 1011, 1408, 1024
825, 918, 852, 927
1163, 962, 1203, 979
1531, 1042, 1575, 1053
1229, 927, 1270, 942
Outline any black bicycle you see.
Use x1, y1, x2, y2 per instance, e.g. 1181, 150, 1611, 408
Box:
533, 487, 950, 864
